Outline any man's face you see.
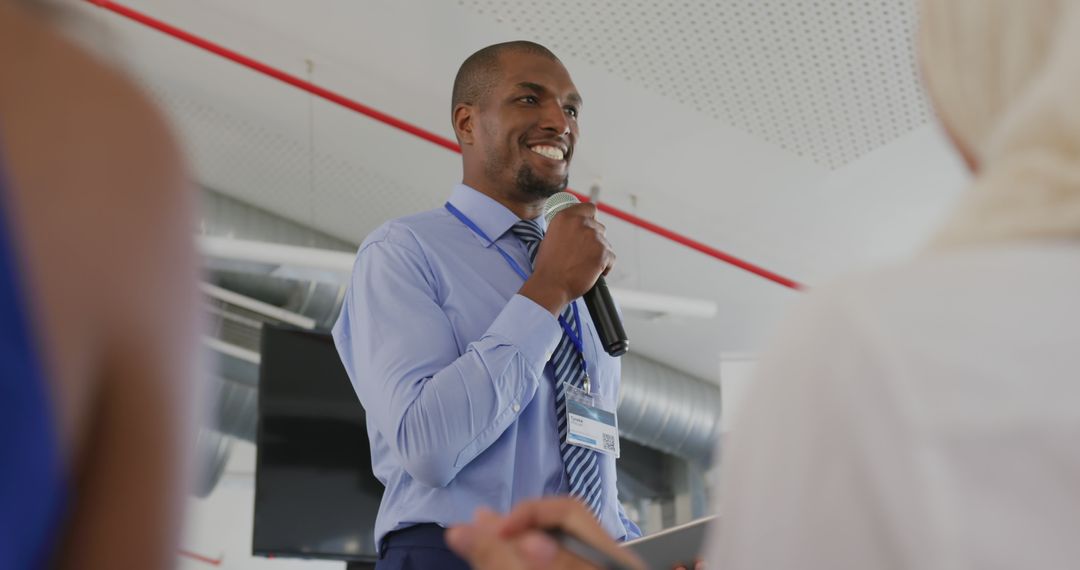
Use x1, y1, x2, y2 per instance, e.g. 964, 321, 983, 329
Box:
473, 52, 581, 200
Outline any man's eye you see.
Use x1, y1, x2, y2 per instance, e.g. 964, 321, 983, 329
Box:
519, 96, 538, 104
565, 107, 579, 118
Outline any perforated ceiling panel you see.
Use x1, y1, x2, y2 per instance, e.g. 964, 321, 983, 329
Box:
460, 0, 932, 168
139, 78, 437, 246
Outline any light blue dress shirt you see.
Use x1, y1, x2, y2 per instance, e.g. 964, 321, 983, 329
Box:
333, 183, 642, 551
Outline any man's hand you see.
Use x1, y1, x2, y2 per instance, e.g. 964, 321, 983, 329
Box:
519, 202, 615, 316
446, 499, 644, 570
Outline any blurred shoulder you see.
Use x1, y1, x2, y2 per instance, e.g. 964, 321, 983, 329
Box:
0, 4, 184, 209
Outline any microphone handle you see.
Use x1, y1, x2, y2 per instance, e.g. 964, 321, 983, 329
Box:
582, 276, 629, 357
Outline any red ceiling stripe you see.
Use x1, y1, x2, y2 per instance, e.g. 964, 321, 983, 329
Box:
87, 0, 804, 290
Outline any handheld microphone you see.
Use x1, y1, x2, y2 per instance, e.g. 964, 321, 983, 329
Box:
543, 192, 629, 357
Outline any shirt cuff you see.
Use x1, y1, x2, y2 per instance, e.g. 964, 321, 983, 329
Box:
487, 294, 563, 372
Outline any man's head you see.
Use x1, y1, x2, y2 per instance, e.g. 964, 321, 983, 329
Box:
451, 41, 581, 204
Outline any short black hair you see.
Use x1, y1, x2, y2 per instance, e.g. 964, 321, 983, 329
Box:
451, 41, 560, 112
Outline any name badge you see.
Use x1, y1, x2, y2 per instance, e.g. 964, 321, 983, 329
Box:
563, 385, 620, 458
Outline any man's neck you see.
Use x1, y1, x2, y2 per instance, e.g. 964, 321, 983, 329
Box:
463, 179, 544, 220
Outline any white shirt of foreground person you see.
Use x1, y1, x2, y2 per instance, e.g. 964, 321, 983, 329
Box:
710, 241, 1080, 569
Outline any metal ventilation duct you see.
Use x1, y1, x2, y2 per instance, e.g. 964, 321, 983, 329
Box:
191, 425, 233, 498
617, 356, 721, 462
200, 189, 353, 329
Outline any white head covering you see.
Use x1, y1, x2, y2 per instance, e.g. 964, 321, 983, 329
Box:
920, 0, 1080, 246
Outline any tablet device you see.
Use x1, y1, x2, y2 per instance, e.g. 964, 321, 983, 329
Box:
622, 515, 716, 569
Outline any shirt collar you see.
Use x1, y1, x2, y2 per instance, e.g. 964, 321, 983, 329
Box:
447, 183, 547, 247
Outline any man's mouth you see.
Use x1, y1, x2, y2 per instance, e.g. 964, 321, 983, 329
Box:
528, 144, 566, 161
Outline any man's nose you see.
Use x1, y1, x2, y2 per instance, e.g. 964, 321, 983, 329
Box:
538, 102, 571, 135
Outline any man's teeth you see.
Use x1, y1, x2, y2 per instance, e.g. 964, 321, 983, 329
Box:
529, 145, 565, 160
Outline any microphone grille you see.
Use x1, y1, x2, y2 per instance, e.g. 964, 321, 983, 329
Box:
543, 192, 581, 223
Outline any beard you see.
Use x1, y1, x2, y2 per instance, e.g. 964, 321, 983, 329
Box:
514, 162, 568, 200
482, 141, 569, 200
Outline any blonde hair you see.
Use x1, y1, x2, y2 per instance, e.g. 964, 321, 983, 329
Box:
920, 0, 1080, 246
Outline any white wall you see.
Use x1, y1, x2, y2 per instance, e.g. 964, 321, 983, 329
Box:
719, 354, 759, 436
794, 122, 971, 283
180, 442, 344, 570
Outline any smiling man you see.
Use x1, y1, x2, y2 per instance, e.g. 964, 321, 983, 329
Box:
332, 41, 641, 569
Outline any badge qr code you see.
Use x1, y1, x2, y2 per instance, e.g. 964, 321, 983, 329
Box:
602, 433, 616, 452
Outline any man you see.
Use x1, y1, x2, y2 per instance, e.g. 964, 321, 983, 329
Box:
333, 41, 641, 569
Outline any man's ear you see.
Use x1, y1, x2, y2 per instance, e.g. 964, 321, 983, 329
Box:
453, 103, 476, 146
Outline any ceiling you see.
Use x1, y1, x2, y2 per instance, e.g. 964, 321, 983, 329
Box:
460, 0, 933, 169
75, 0, 970, 383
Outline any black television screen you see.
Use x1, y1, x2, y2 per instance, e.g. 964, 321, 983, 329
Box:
253, 324, 383, 562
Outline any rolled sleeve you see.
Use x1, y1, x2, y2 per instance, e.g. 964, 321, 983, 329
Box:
486, 294, 563, 371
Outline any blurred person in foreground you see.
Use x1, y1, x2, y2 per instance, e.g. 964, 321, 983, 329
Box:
446, 0, 1080, 567
0, 1, 199, 568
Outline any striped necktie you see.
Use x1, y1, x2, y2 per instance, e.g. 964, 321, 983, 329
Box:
511, 219, 604, 518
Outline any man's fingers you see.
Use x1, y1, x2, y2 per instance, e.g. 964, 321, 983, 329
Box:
499, 499, 646, 570
574, 202, 598, 218
449, 520, 593, 570
603, 246, 616, 276
445, 525, 474, 556
515, 531, 560, 569
447, 508, 506, 564
515, 530, 636, 570
500, 499, 627, 559
448, 522, 528, 570
474, 507, 501, 527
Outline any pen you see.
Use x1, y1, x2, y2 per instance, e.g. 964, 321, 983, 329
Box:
546, 529, 637, 570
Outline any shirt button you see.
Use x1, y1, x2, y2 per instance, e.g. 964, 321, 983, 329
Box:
512, 403, 521, 413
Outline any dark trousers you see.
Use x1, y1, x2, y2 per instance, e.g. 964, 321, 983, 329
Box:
376, 524, 470, 570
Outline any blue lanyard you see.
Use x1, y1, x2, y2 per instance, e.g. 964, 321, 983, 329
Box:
445, 202, 589, 375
